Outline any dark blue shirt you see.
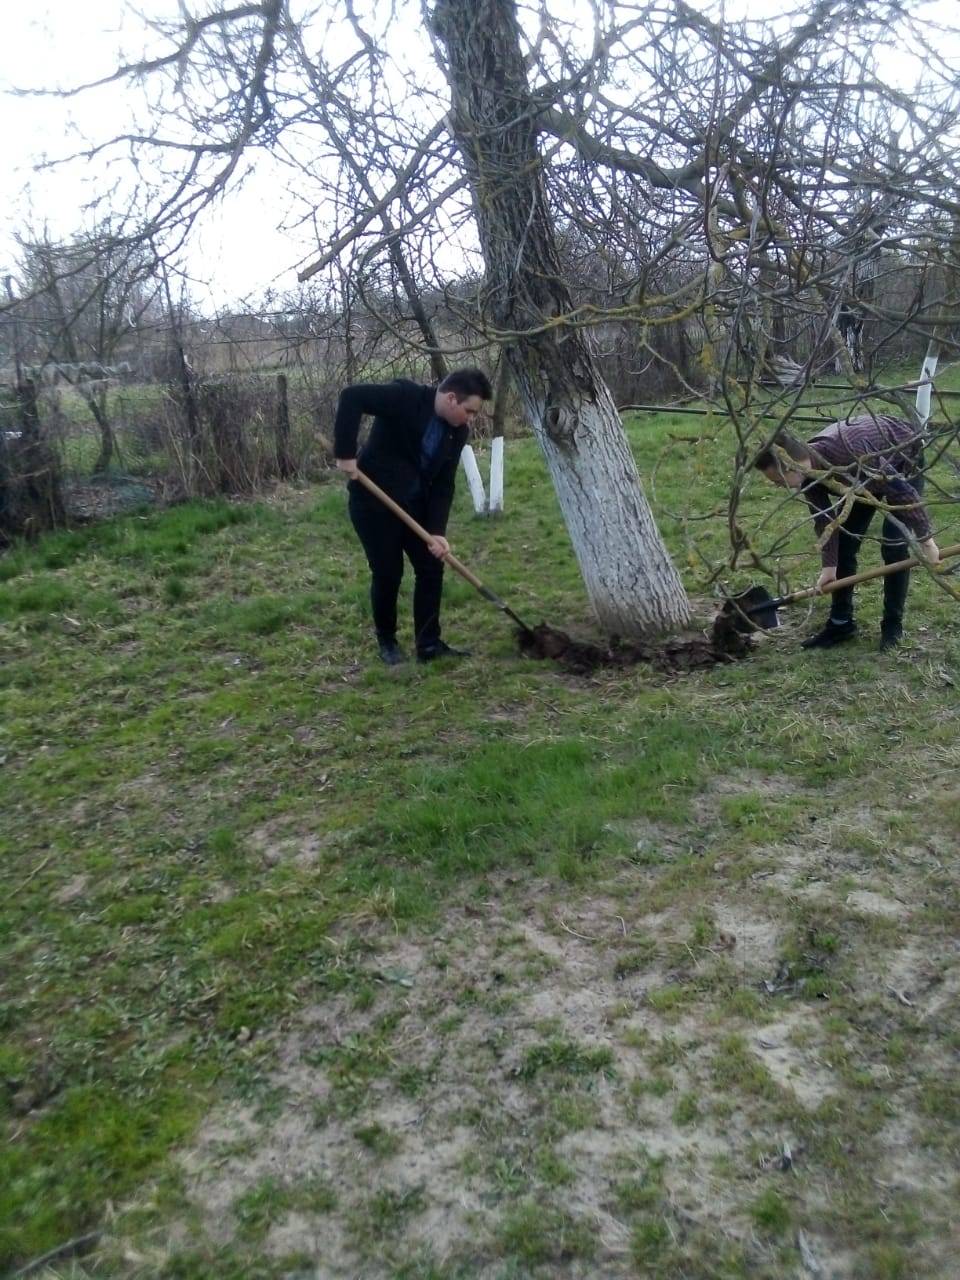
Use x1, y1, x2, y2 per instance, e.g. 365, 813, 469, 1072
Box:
420, 415, 446, 473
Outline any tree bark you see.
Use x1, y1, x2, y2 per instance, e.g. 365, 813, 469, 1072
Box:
88, 393, 116, 475
430, 0, 690, 636
490, 354, 512, 440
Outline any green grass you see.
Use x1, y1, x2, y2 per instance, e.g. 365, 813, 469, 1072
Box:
1, 393, 959, 1276
233, 1174, 337, 1241
749, 1187, 792, 1235
517, 1036, 615, 1081
495, 1200, 596, 1266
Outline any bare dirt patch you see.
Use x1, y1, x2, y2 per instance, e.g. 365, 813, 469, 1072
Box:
108, 800, 960, 1278
691, 769, 805, 825
746, 1010, 837, 1109
247, 820, 345, 869
602, 815, 692, 861
843, 888, 909, 919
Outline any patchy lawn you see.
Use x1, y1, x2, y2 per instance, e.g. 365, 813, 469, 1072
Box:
2, 405, 959, 1278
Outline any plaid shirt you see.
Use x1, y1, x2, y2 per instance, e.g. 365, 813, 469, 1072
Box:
803, 416, 931, 568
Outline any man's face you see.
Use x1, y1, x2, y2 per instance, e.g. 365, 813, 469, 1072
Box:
437, 391, 484, 428
762, 463, 806, 490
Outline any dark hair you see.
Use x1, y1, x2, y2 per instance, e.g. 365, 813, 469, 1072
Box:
753, 430, 811, 471
438, 367, 493, 401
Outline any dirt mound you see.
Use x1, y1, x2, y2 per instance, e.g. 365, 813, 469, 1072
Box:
517, 611, 753, 675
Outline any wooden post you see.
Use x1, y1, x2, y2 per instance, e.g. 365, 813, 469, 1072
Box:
275, 373, 294, 478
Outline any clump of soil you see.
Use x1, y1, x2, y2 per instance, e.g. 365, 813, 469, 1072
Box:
517, 611, 753, 676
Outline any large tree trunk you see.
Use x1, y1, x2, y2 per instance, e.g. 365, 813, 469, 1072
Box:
430, 0, 690, 636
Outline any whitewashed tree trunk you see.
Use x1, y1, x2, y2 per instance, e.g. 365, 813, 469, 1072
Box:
917, 219, 960, 430
513, 375, 690, 634
489, 436, 504, 513
460, 444, 487, 514
460, 440, 506, 516
915, 346, 939, 428
431, 0, 691, 636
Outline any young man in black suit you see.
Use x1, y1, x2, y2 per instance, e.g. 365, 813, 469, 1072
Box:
334, 367, 493, 664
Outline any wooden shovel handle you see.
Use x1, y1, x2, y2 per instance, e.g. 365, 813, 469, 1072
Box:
351, 468, 485, 592
784, 542, 960, 606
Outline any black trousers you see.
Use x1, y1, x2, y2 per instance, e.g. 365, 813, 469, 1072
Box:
348, 491, 444, 650
829, 479, 923, 629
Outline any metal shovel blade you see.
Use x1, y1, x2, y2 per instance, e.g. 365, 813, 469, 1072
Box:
722, 586, 781, 633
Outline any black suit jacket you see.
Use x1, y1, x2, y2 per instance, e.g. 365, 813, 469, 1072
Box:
333, 379, 468, 534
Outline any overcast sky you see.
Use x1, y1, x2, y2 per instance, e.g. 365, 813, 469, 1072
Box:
0, 0, 323, 309
2, 0, 958, 312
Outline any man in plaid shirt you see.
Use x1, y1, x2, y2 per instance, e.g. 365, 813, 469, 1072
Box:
755, 416, 941, 650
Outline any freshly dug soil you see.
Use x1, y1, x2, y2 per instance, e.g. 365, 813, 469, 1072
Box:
517, 609, 753, 676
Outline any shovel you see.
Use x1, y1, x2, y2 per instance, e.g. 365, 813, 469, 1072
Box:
351, 468, 537, 636
727, 542, 960, 631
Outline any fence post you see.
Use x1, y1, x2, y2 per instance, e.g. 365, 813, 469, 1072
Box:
275, 373, 294, 478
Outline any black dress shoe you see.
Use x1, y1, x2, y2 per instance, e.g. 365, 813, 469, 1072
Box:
416, 640, 472, 663
377, 640, 406, 666
801, 619, 858, 650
